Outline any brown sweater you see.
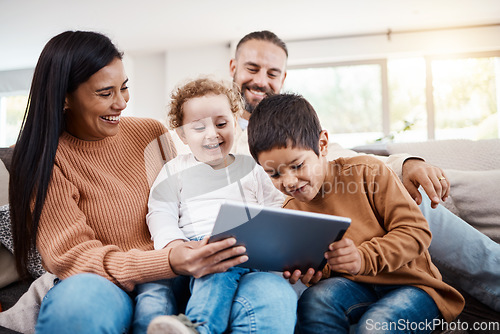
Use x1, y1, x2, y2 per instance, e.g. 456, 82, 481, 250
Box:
283, 156, 464, 322
36, 117, 177, 291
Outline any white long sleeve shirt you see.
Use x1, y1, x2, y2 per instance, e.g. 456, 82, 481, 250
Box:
146, 153, 285, 250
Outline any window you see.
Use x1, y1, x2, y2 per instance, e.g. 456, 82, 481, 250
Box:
430, 55, 499, 140
0, 94, 27, 147
284, 52, 500, 148
284, 62, 384, 148
0, 68, 32, 147
388, 58, 427, 142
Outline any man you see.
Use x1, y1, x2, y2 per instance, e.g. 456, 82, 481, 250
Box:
229, 30, 500, 312
230, 31, 288, 128
230, 30, 447, 208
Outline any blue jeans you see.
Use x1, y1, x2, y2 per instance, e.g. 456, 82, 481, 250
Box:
187, 267, 252, 334
36, 272, 297, 334
418, 188, 500, 311
298, 277, 440, 334
134, 267, 252, 334
36, 273, 134, 334
133, 276, 190, 333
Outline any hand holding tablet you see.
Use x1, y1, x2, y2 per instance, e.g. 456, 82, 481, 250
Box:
209, 201, 351, 272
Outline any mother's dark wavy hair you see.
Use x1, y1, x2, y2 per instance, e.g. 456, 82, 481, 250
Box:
9, 31, 123, 277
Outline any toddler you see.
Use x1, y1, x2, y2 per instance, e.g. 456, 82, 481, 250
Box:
143, 78, 285, 334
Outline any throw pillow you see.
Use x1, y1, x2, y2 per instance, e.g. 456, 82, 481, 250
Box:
0, 204, 46, 278
444, 169, 500, 243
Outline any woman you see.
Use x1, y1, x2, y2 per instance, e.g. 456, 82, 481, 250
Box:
9, 31, 296, 333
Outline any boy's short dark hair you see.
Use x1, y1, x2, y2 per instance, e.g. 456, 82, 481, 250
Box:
248, 93, 322, 162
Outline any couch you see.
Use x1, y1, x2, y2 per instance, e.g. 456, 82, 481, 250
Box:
1, 139, 500, 333
352, 139, 500, 333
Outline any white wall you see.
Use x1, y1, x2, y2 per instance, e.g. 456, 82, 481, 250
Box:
123, 53, 166, 121
286, 25, 500, 66
164, 43, 232, 96
125, 43, 232, 123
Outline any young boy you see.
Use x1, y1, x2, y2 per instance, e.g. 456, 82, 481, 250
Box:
247, 93, 464, 333
143, 78, 286, 334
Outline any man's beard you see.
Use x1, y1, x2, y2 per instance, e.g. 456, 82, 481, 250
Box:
240, 83, 274, 114
243, 99, 257, 114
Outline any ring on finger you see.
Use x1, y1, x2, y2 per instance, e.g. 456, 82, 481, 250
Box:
438, 176, 446, 181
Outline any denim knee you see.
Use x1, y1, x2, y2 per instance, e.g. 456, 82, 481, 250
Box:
299, 277, 351, 310
133, 279, 179, 334
356, 286, 439, 334
36, 273, 133, 334
230, 272, 297, 334
244, 271, 297, 308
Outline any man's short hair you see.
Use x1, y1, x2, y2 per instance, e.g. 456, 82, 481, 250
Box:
248, 93, 322, 162
235, 30, 288, 58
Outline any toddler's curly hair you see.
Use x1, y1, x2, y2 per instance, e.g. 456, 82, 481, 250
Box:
168, 77, 243, 129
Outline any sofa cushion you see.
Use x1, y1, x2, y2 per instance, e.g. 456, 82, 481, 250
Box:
1, 154, 22, 289
0, 188, 20, 288
0, 160, 8, 207
382, 139, 500, 244
386, 139, 500, 171
0, 147, 13, 173
0, 244, 19, 289
0, 205, 46, 279
444, 169, 500, 243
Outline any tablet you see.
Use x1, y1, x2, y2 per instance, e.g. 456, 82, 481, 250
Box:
209, 200, 351, 272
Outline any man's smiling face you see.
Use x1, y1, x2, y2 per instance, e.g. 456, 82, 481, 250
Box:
230, 39, 287, 116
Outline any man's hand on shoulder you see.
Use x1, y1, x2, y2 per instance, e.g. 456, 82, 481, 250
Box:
402, 158, 450, 209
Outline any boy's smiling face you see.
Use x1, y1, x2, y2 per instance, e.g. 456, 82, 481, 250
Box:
257, 131, 329, 202
177, 94, 236, 169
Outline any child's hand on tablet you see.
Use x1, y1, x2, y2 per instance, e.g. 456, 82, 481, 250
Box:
325, 238, 361, 275
283, 268, 322, 285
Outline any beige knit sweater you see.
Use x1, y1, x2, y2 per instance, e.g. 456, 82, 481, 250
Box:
36, 117, 177, 291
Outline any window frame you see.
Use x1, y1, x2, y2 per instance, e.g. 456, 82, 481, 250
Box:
0, 91, 29, 147
287, 59, 390, 137
425, 50, 500, 139
286, 50, 500, 144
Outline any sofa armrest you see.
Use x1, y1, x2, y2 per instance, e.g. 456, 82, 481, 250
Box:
0, 148, 13, 174
351, 143, 389, 156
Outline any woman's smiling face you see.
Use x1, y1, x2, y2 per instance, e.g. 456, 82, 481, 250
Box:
64, 57, 129, 141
